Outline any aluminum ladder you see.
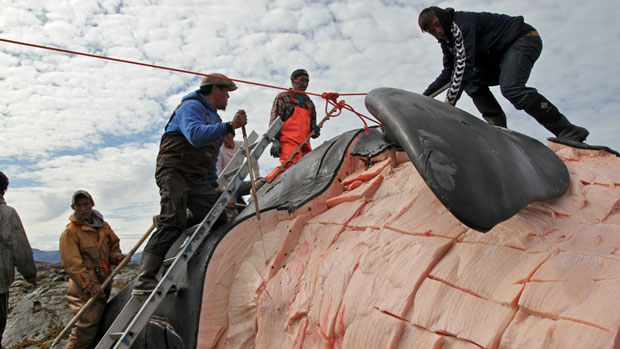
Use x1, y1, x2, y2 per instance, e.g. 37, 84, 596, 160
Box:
95, 119, 282, 349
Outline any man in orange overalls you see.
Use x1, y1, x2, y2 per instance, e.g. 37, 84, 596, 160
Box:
266, 69, 320, 181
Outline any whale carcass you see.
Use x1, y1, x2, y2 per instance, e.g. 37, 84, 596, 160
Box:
100, 89, 620, 349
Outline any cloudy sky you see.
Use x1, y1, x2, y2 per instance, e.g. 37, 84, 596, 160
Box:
1, 0, 619, 252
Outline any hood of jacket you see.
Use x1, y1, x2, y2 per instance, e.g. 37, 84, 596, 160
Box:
70, 209, 105, 229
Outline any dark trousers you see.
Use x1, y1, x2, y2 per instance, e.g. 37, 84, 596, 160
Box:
466, 34, 543, 111
144, 170, 223, 257
0, 292, 7, 348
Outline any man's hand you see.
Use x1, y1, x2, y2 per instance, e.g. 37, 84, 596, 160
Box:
226, 201, 236, 209
114, 254, 127, 265
311, 124, 321, 138
87, 283, 105, 299
270, 139, 281, 158
231, 110, 248, 129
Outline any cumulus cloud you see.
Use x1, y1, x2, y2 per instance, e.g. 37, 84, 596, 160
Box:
1, 0, 619, 251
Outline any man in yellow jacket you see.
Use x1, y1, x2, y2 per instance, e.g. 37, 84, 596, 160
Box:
59, 190, 125, 349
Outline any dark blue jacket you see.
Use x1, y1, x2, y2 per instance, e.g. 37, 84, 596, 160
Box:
424, 11, 528, 105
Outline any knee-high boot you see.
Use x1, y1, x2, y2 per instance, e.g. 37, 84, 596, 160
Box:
132, 252, 164, 296
523, 93, 589, 142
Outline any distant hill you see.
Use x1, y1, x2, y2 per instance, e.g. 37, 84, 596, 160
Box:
32, 249, 141, 263
32, 249, 61, 263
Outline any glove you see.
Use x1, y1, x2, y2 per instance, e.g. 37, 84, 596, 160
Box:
311, 124, 321, 138
270, 139, 282, 158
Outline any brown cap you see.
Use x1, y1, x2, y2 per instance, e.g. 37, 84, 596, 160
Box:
71, 190, 94, 205
200, 73, 238, 91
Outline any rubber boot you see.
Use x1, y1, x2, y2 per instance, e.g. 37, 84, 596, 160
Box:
471, 88, 507, 127
132, 252, 164, 296
524, 93, 589, 143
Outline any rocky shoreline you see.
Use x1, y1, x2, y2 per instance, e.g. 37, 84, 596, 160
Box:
3, 262, 138, 349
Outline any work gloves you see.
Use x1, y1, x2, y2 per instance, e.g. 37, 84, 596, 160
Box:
270, 139, 282, 158
311, 124, 321, 138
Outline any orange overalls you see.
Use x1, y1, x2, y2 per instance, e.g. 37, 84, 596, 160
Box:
266, 104, 312, 181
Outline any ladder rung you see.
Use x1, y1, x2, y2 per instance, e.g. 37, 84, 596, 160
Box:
222, 166, 241, 180
163, 257, 176, 267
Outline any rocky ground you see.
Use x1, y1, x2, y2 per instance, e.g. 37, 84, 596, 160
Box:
2, 262, 138, 349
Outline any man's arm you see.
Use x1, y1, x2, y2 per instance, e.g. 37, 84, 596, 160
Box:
269, 93, 286, 144
269, 93, 285, 126
309, 99, 317, 126
444, 20, 477, 105
177, 102, 229, 148
423, 42, 455, 96
10, 208, 36, 284
59, 228, 93, 291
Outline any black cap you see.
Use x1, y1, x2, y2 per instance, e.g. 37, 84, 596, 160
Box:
290, 69, 309, 80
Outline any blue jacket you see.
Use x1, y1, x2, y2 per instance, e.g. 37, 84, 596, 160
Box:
424, 11, 527, 105
163, 91, 229, 184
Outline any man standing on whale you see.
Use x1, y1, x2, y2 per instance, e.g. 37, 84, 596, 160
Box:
418, 7, 589, 143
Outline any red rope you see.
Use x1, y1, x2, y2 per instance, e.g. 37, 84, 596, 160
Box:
320, 92, 382, 134
0, 37, 382, 131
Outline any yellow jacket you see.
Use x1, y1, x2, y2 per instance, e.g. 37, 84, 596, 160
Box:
59, 210, 123, 298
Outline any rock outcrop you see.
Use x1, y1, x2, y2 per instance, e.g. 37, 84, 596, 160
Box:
2, 262, 137, 349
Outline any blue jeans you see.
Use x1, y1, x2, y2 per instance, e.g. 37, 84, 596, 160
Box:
466, 34, 543, 110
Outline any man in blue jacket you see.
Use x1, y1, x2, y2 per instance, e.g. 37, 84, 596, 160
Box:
133, 73, 247, 295
419, 7, 589, 143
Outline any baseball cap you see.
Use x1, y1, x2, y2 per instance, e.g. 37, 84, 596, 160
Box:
71, 190, 94, 205
200, 73, 238, 91
290, 69, 309, 80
